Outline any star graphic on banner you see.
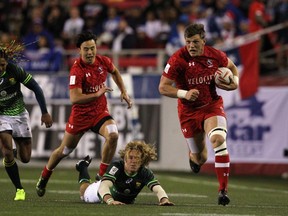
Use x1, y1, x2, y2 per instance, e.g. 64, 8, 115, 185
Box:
226, 96, 265, 117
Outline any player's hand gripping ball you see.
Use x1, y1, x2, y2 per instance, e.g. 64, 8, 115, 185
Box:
214, 67, 233, 86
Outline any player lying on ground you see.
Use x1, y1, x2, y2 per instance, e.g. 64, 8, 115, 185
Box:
76, 140, 174, 206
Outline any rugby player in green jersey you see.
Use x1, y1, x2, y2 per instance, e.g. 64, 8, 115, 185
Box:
0, 46, 53, 201
76, 140, 174, 206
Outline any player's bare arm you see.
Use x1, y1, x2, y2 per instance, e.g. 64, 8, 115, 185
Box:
110, 65, 133, 109
70, 86, 113, 104
158, 76, 179, 98
159, 76, 199, 101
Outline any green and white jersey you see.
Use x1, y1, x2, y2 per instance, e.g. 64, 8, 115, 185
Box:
102, 160, 160, 204
0, 63, 32, 116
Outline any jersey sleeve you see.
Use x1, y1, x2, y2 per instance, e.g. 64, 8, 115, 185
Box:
101, 56, 114, 73
102, 161, 122, 183
142, 168, 160, 190
162, 55, 181, 81
217, 49, 229, 67
12, 64, 33, 84
69, 62, 83, 90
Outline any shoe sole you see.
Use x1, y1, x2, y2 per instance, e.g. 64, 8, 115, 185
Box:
36, 187, 46, 197
189, 159, 201, 173
218, 196, 230, 206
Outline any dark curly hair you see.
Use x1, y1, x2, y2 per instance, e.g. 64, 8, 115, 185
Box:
0, 40, 26, 62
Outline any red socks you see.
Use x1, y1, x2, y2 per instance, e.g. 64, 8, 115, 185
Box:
215, 155, 230, 192
98, 162, 109, 177
41, 166, 53, 179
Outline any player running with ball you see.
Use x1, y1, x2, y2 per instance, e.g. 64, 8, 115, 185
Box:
158, 23, 239, 205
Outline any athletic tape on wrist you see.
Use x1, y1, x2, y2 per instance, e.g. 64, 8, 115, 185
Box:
106, 197, 114, 205
177, 89, 188, 99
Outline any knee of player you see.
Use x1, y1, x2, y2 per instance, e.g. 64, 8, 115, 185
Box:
208, 127, 227, 146
105, 124, 118, 141
107, 132, 118, 144
210, 134, 225, 146
20, 157, 30, 163
61, 146, 75, 156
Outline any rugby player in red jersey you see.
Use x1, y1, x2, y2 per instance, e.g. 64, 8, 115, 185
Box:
159, 23, 239, 206
36, 31, 132, 197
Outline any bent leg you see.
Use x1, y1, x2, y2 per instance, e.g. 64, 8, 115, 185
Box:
36, 132, 83, 197
82, 181, 101, 203
14, 138, 32, 163
46, 131, 83, 170
98, 120, 118, 177
0, 132, 23, 190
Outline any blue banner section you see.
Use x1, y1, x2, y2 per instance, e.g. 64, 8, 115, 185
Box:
131, 75, 161, 99
28, 74, 161, 99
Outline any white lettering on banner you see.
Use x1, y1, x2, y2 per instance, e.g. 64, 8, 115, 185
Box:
30, 105, 53, 128
108, 74, 134, 98
33, 131, 49, 157
68, 132, 98, 158
30, 105, 67, 130
29, 104, 146, 159
112, 105, 127, 130
229, 143, 263, 157
22, 75, 54, 98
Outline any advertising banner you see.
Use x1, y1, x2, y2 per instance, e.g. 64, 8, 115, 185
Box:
23, 74, 161, 160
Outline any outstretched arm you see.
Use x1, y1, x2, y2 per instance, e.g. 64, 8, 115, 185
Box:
98, 180, 125, 205
152, 185, 174, 206
25, 78, 53, 128
110, 65, 132, 109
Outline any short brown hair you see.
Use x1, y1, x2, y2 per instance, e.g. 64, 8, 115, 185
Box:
184, 23, 205, 39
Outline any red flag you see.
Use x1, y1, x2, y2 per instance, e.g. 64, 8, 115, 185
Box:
238, 41, 259, 99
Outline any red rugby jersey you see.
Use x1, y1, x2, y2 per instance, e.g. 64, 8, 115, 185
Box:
69, 55, 113, 122
162, 46, 228, 108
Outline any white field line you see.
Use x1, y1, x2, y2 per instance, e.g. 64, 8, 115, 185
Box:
0, 178, 285, 214
1, 175, 287, 196
160, 214, 257, 216
162, 176, 288, 194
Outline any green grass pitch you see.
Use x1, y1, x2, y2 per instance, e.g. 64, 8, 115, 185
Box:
0, 166, 287, 216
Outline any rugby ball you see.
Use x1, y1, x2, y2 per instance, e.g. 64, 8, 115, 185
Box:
214, 67, 233, 86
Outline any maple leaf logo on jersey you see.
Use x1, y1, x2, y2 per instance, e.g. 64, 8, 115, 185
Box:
98, 67, 103, 74
207, 59, 213, 68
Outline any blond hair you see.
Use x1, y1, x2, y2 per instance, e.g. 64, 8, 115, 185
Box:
119, 140, 157, 166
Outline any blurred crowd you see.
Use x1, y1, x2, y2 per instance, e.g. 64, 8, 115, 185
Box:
0, 0, 287, 73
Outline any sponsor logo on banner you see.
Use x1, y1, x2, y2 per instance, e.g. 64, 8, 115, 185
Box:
24, 74, 160, 160
209, 88, 288, 163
